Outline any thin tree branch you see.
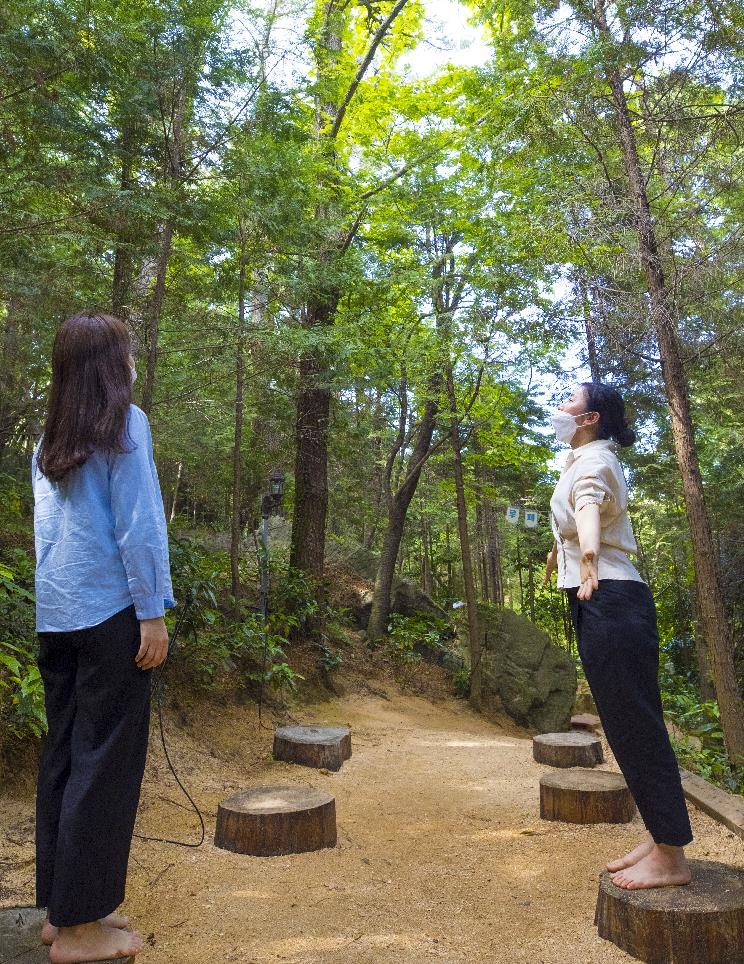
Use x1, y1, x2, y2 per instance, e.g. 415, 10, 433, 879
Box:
329, 0, 411, 141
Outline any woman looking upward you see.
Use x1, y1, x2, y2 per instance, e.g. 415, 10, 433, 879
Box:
546, 382, 692, 889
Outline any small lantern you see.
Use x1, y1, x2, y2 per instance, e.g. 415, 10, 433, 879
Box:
269, 467, 286, 498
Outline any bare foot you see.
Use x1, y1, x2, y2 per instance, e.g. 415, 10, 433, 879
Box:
42, 912, 130, 946
611, 844, 692, 890
49, 921, 143, 963
606, 833, 654, 872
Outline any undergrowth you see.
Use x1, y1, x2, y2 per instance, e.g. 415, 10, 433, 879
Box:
660, 641, 744, 795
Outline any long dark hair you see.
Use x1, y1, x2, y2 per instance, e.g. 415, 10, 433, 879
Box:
36, 312, 133, 482
581, 381, 636, 447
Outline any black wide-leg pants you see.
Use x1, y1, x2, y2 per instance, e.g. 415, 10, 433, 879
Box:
36, 605, 151, 927
567, 580, 692, 848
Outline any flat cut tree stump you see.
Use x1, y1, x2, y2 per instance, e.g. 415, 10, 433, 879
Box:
0, 907, 134, 963
595, 861, 744, 963
273, 725, 352, 771
214, 785, 336, 856
571, 712, 603, 733
533, 731, 604, 768
540, 769, 636, 824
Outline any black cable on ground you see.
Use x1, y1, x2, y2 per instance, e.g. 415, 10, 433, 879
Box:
133, 593, 206, 849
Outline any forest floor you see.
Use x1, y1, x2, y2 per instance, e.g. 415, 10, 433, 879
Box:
2, 647, 744, 964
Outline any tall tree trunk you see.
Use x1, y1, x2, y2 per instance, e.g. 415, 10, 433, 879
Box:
475, 491, 488, 602
366, 398, 439, 642
169, 461, 182, 523
112, 122, 137, 322
446, 365, 481, 709
289, 0, 410, 584
485, 500, 504, 605
139, 75, 187, 414
575, 270, 602, 381
289, 0, 341, 583
594, 0, 744, 764
231, 249, 247, 607
421, 520, 434, 596
139, 222, 174, 415
112, 251, 133, 323
526, 552, 536, 623
474, 455, 504, 606
290, 297, 337, 579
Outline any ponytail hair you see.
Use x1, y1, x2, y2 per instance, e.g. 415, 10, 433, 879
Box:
37, 312, 134, 482
581, 381, 636, 447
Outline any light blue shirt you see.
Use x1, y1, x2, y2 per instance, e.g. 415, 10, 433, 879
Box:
32, 405, 175, 633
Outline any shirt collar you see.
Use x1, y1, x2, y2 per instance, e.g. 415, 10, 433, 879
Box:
564, 438, 617, 469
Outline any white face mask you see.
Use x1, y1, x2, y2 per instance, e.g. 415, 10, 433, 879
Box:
551, 409, 589, 444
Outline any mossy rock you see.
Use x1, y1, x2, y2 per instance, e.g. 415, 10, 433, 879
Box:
479, 606, 576, 732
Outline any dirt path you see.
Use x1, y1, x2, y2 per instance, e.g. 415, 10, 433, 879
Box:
2, 687, 744, 964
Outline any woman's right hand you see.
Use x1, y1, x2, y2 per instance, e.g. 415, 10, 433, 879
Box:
577, 549, 599, 600
136, 616, 169, 670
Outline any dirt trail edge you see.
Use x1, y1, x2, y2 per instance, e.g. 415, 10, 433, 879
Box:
2, 690, 743, 964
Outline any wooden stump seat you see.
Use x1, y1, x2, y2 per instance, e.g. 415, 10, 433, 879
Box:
214, 785, 337, 856
540, 769, 636, 824
273, 724, 352, 772
595, 861, 744, 963
533, 731, 604, 768
0, 907, 133, 964
571, 712, 602, 733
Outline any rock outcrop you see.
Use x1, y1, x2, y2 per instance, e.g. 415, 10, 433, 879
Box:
479, 605, 576, 732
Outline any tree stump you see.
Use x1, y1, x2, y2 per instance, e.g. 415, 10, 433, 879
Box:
533, 731, 604, 768
571, 712, 603, 733
595, 861, 744, 963
0, 907, 134, 964
540, 769, 635, 824
214, 786, 336, 856
273, 724, 352, 772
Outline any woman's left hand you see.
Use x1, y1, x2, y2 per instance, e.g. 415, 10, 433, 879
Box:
577, 550, 599, 600
136, 616, 170, 669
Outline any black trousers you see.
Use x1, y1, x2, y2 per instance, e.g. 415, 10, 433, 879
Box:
567, 580, 692, 848
36, 605, 151, 927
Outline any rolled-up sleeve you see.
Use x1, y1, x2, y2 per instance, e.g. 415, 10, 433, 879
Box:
109, 407, 175, 620
572, 461, 615, 515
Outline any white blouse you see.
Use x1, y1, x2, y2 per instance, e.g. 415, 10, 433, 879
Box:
549, 439, 644, 589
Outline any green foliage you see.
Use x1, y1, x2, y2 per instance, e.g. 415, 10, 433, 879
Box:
386, 612, 453, 665
0, 555, 46, 740
168, 535, 224, 636
452, 664, 471, 699
235, 614, 303, 693
269, 566, 322, 636
2, 0, 744, 781
167, 541, 307, 692
180, 610, 303, 694
660, 649, 744, 795
316, 643, 343, 673
0, 474, 32, 544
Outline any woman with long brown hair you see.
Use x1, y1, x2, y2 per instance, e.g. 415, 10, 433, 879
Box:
33, 312, 174, 962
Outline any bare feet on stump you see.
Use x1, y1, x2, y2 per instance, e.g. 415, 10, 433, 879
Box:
49, 920, 143, 963
611, 843, 692, 890
606, 833, 655, 872
42, 912, 130, 946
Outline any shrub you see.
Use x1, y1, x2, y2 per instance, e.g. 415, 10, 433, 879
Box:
660, 646, 744, 794
0, 555, 46, 740
387, 612, 454, 664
